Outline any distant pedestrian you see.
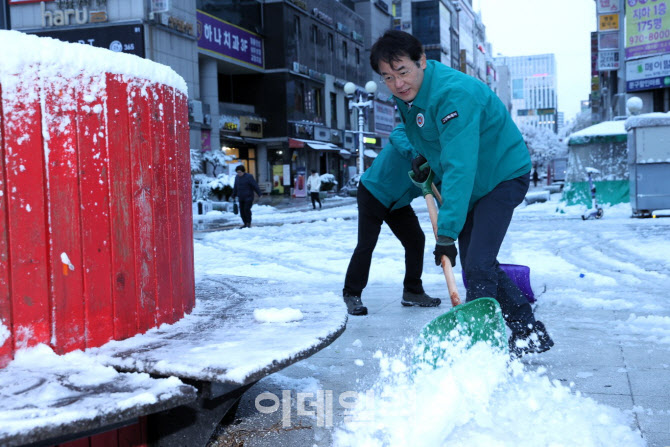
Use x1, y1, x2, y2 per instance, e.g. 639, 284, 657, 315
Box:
532, 169, 539, 187
232, 165, 262, 228
306, 170, 322, 210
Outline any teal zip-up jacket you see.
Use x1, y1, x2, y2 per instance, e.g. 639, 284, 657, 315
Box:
395, 60, 531, 240
360, 124, 421, 211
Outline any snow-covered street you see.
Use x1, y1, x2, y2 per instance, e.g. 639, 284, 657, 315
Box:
196, 192, 670, 447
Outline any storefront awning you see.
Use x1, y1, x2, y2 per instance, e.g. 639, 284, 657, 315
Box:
289, 138, 342, 151
364, 149, 379, 158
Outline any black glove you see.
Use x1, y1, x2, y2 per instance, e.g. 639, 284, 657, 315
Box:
434, 236, 457, 267
411, 155, 430, 183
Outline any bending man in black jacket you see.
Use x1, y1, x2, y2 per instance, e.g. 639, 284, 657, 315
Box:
232, 165, 262, 228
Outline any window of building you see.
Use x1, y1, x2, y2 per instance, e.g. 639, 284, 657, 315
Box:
342, 41, 348, 61
306, 89, 314, 115
314, 87, 323, 120
294, 15, 301, 39
330, 92, 338, 128
355, 47, 360, 65
512, 78, 524, 100
328, 33, 334, 52
295, 81, 305, 113
311, 24, 318, 44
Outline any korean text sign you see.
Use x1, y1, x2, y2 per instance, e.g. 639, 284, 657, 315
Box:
196, 10, 264, 69
626, 53, 670, 91
625, 0, 670, 58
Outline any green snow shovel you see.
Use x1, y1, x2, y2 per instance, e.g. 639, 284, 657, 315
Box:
409, 165, 509, 369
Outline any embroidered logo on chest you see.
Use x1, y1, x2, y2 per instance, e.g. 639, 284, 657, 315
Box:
441, 111, 459, 124
416, 113, 425, 127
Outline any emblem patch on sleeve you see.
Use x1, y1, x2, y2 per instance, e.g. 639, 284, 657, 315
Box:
441, 111, 459, 124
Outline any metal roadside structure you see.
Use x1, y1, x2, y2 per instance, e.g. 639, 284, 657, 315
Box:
625, 113, 670, 217
563, 120, 630, 208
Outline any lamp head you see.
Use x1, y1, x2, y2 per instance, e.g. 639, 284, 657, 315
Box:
344, 82, 356, 98
626, 96, 643, 115
365, 81, 378, 100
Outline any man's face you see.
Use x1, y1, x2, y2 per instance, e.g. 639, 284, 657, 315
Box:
378, 54, 426, 102
236, 170, 243, 177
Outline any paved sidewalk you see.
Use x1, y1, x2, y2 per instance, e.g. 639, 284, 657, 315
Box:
193, 194, 357, 235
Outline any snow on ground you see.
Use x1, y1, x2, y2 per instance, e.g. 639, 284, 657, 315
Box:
333, 344, 643, 447
195, 191, 670, 446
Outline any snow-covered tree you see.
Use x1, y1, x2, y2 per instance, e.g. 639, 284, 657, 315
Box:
519, 124, 567, 169
190, 149, 204, 174
560, 111, 593, 139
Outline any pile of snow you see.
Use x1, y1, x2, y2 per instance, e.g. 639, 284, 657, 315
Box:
569, 120, 627, 139
333, 341, 644, 447
625, 112, 670, 130
254, 307, 304, 323
0, 345, 191, 438
0, 30, 186, 93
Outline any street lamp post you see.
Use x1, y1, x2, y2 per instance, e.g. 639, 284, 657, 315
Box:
344, 80, 378, 175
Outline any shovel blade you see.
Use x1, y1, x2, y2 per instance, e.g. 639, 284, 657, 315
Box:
414, 297, 508, 369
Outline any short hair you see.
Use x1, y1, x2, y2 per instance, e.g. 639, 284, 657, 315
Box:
235, 165, 245, 172
370, 30, 424, 74
311, 169, 317, 174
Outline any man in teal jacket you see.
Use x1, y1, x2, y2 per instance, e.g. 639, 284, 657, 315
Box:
342, 124, 441, 316
369, 30, 553, 357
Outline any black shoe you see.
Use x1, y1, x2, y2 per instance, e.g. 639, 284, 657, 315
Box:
401, 291, 441, 307
238, 225, 246, 229
509, 320, 554, 358
343, 293, 368, 316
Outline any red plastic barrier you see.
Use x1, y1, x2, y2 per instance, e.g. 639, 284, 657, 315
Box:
0, 70, 195, 367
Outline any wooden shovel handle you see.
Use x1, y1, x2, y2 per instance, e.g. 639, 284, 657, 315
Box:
425, 192, 461, 307
431, 183, 443, 205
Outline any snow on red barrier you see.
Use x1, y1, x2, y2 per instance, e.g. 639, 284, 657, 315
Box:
0, 31, 195, 367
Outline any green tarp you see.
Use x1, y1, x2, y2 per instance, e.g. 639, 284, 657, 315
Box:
561, 180, 630, 207
562, 125, 629, 207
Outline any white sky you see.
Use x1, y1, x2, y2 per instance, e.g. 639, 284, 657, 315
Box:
472, 0, 597, 122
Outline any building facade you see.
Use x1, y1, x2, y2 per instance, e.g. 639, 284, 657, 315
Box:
10, 0, 201, 142
494, 53, 559, 133
593, 0, 670, 120
8, 0, 398, 196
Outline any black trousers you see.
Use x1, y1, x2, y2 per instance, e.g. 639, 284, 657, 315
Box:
343, 183, 425, 297
458, 173, 534, 331
239, 198, 253, 226
310, 191, 322, 209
